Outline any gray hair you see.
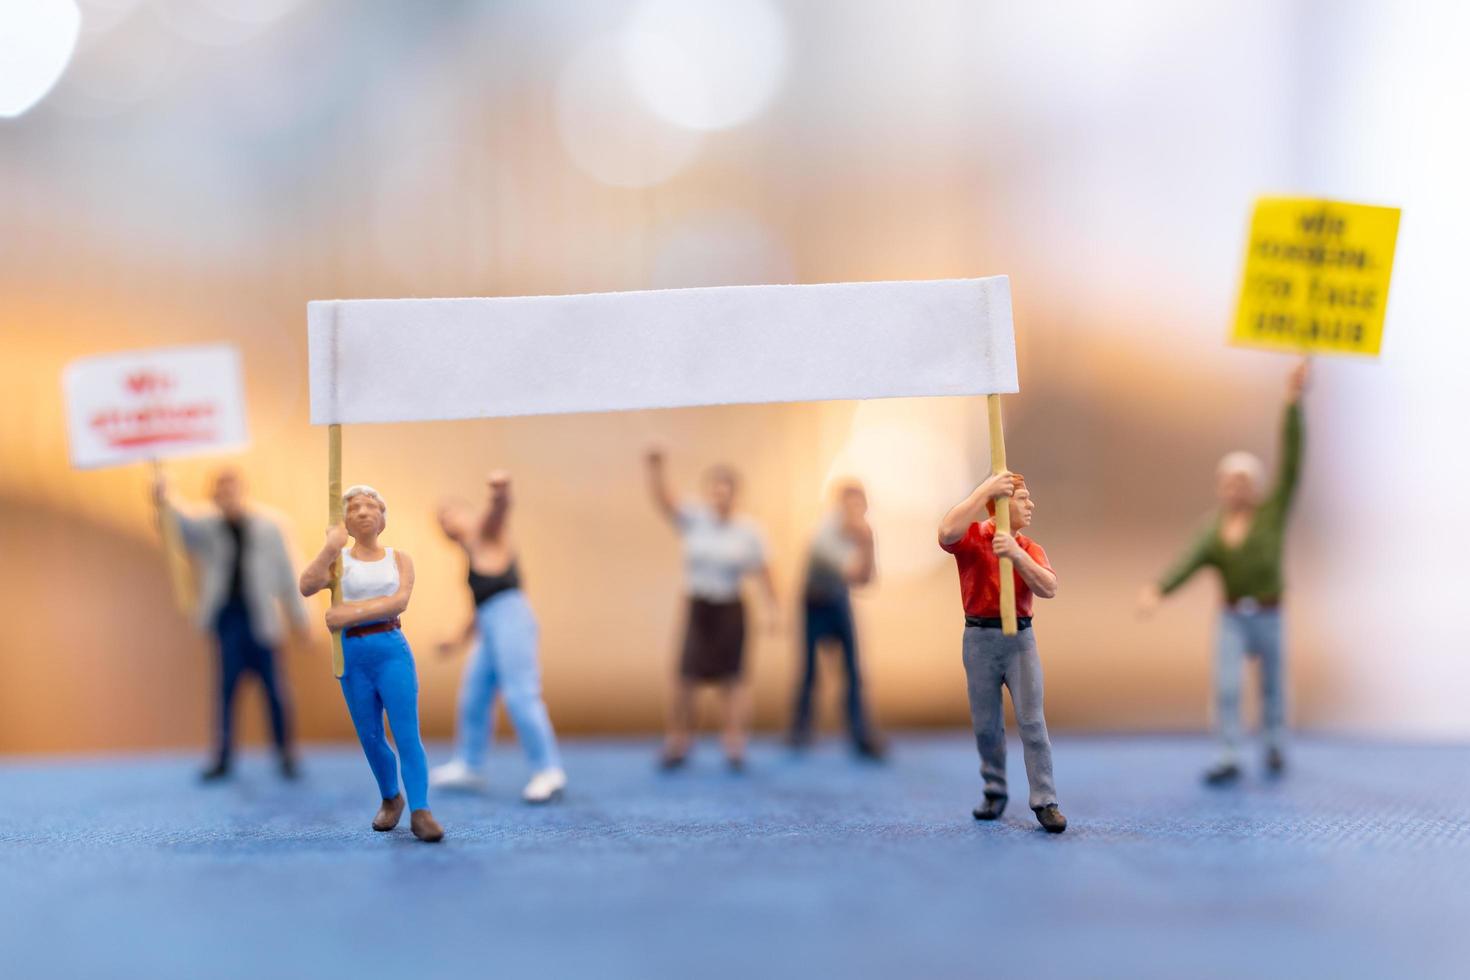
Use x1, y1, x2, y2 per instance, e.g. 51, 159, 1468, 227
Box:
1216, 451, 1264, 490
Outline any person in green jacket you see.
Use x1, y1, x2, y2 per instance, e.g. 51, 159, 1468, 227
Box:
1138, 360, 1308, 785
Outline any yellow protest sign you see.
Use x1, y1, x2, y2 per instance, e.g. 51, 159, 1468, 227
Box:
1232, 197, 1400, 357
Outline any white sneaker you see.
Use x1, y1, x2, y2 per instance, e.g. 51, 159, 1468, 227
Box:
522, 767, 566, 804
429, 759, 488, 792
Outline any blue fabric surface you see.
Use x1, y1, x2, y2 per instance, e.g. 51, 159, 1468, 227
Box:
2, 735, 1467, 979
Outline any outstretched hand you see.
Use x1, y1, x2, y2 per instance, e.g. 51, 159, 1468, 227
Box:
1136, 584, 1162, 619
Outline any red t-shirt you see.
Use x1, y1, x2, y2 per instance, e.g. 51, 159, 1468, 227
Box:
939, 519, 1051, 618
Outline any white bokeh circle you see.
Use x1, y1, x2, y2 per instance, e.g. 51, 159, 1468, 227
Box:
623, 0, 789, 131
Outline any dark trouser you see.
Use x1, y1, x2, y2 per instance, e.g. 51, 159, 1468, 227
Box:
962, 625, 1056, 810
212, 598, 291, 764
790, 595, 871, 745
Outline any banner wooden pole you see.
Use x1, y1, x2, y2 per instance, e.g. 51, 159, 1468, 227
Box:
328, 424, 344, 678
151, 459, 193, 616
986, 396, 1017, 636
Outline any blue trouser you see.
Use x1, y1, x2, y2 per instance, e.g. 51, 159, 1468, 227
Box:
212, 598, 290, 764
1215, 608, 1286, 763
790, 595, 872, 744
454, 589, 561, 773
339, 628, 429, 811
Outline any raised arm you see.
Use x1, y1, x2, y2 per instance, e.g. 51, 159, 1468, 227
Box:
645, 447, 680, 526
151, 475, 212, 553
325, 551, 416, 631
938, 472, 1018, 547
299, 524, 348, 597
1270, 360, 1307, 511
479, 470, 513, 540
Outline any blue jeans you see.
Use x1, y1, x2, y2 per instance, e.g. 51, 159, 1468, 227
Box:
339, 628, 429, 811
1215, 608, 1286, 763
212, 598, 291, 764
790, 595, 872, 745
454, 590, 561, 773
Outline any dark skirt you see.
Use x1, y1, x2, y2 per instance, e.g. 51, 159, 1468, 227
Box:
679, 597, 746, 681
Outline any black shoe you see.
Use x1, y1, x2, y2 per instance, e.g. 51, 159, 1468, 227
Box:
658, 751, 688, 772
1033, 804, 1068, 834
854, 737, 888, 762
279, 756, 300, 781
1203, 762, 1242, 786
199, 760, 230, 782
1265, 747, 1286, 776
972, 794, 1007, 821
726, 756, 747, 774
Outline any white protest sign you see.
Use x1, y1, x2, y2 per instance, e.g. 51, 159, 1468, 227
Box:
62, 344, 250, 469
307, 277, 1016, 425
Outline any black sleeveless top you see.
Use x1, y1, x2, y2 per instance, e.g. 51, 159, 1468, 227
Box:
469, 559, 522, 607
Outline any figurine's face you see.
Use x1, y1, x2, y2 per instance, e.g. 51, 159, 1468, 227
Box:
705, 470, 737, 514
838, 484, 867, 520
1008, 488, 1035, 530
1216, 469, 1261, 510
345, 493, 386, 538
212, 469, 245, 519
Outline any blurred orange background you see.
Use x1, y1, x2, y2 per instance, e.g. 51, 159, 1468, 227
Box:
3, 0, 1466, 754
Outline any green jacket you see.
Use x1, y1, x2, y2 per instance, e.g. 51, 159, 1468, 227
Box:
1158, 402, 1302, 602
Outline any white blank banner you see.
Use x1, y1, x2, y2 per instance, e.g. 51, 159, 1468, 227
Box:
308, 277, 1015, 425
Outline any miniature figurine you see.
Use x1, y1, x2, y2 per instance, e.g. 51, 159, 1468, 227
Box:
428, 471, 566, 803
299, 485, 442, 842
938, 471, 1065, 833
788, 479, 885, 759
645, 447, 778, 771
153, 467, 307, 782
1138, 360, 1308, 785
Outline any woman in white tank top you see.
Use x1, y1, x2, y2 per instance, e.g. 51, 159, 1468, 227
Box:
300, 484, 443, 843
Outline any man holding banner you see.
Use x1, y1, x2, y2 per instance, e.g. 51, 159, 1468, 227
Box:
939, 472, 1066, 833
154, 469, 309, 781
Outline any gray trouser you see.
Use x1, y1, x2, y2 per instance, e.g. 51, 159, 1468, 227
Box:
962, 625, 1057, 809
1215, 608, 1286, 764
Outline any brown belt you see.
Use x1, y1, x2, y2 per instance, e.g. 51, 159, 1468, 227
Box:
345, 618, 401, 639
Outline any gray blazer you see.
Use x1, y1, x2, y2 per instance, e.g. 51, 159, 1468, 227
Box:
169, 505, 309, 647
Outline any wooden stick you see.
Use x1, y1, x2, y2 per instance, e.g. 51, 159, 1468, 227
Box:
328, 423, 345, 678
986, 395, 1017, 636
151, 459, 194, 617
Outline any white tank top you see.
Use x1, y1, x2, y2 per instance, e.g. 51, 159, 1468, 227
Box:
340, 547, 399, 602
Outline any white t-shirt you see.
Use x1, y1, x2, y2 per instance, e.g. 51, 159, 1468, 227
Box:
341, 548, 399, 602
676, 503, 767, 602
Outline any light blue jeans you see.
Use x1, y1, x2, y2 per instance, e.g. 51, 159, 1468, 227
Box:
454, 590, 562, 773
1215, 607, 1286, 763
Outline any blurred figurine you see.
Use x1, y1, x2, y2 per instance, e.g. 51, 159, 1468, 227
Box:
788, 479, 885, 759
1138, 360, 1308, 785
646, 447, 777, 771
153, 467, 307, 782
429, 472, 566, 804
299, 485, 443, 842
938, 472, 1066, 833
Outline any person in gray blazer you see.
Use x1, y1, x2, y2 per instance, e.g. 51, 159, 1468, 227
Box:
154, 467, 309, 780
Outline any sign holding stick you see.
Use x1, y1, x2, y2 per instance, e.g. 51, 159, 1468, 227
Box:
307, 277, 1022, 668
1232, 197, 1400, 357
62, 344, 250, 614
